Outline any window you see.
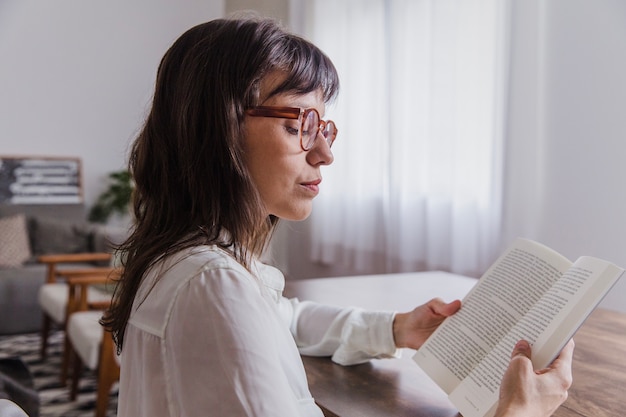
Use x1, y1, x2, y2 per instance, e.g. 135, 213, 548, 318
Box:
296, 0, 510, 276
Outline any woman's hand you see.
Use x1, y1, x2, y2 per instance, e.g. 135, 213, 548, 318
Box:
494, 339, 575, 417
392, 298, 461, 349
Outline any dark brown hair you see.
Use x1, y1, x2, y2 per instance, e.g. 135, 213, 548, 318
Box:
102, 17, 339, 350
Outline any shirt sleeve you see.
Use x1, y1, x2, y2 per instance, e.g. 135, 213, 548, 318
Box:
283, 297, 401, 365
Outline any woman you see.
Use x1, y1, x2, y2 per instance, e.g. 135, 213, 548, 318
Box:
103, 17, 573, 417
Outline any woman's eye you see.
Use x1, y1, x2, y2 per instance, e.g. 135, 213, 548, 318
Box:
285, 125, 299, 136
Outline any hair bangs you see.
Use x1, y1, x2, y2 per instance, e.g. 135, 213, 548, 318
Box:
269, 36, 340, 104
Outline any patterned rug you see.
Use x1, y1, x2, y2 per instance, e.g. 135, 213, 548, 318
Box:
0, 330, 118, 417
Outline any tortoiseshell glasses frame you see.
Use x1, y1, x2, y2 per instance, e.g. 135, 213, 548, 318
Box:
245, 106, 338, 151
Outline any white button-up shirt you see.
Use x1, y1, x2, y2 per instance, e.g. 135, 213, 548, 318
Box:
117, 246, 398, 417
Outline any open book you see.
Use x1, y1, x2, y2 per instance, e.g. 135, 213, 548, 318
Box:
413, 238, 624, 417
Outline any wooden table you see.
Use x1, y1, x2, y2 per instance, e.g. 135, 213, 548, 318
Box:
285, 272, 626, 417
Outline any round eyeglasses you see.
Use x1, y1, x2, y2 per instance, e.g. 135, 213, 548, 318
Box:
245, 106, 338, 151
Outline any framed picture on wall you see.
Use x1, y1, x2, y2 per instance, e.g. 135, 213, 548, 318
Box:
0, 156, 83, 204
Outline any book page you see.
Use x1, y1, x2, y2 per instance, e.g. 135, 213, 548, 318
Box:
526, 256, 624, 367
449, 256, 624, 417
413, 238, 571, 394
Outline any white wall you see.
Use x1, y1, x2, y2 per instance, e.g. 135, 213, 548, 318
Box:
0, 0, 224, 206
503, 0, 626, 312
226, 0, 289, 25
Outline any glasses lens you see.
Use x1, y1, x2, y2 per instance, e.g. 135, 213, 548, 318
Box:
323, 121, 337, 148
302, 110, 319, 150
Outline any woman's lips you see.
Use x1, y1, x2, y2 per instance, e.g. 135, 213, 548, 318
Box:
301, 179, 321, 194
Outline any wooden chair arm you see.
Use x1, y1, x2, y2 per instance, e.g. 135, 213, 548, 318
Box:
38, 252, 112, 264
65, 277, 115, 289
65, 269, 121, 315
59, 267, 121, 281
88, 300, 112, 311
38, 252, 113, 283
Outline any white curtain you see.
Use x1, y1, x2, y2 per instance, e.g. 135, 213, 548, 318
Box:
299, 0, 510, 277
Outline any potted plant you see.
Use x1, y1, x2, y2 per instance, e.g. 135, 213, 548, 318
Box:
88, 170, 133, 224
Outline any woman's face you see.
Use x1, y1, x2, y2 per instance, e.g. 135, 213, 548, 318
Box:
243, 72, 334, 221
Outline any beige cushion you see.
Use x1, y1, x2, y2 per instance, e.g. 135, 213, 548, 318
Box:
38, 283, 111, 323
0, 214, 32, 267
67, 310, 104, 370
